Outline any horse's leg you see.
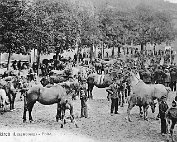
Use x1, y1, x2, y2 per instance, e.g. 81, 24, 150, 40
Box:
61, 109, 66, 128
170, 120, 177, 142
127, 103, 134, 122
119, 91, 122, 107
89, 85, 94, 100
139, 106, 143, 117
56, 103, 61, 122
28, 102, 35, 123
20, 92, 23, 101
156, 100, 160, 120
12, 93, 16, 110
70, 105, 79, 128
143, 105, 149, 121
166, 118, 170, 142
23, 98, 27, 123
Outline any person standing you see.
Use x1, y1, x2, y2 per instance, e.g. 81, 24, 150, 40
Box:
106, 79, 119, 115
12, 60, 17, 70
159, 96, 169, 136
80, 79, 88, 118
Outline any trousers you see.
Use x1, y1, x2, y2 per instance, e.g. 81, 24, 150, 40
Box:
111, 98, 118, 114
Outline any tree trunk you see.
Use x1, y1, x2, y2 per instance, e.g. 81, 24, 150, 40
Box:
153, 44, 156, 55
0, 52, 1, 68
102, 43, 104, 59
90, 44, 94, 64
36, 49, 41, 76
7, 49, 12, 71
76, 46, 80, 67
112, 46, 115, 58
118, 45, 120, 58
140, 43, 144, 51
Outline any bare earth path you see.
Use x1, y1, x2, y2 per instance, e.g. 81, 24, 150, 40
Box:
0, 87, 177, 142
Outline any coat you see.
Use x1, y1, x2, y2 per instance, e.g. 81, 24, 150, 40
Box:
106, 83, 119, 99
159, 101, 168, 118
164, 72, 171, 83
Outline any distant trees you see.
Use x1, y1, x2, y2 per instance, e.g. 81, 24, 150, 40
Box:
0, 0, 29, 70
0, 0, 176, 71
131, 4, 176, 50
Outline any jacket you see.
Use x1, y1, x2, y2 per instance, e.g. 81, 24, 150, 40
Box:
106, 83, 119, 99
159, 101, 169, 118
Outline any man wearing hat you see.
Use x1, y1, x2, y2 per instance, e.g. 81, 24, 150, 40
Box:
159, 96, 169, 136
79, 79, 88, 118
106, 78, 119, 115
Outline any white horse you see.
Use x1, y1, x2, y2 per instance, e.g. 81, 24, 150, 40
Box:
0, 89, 8, 114
126, 71, 171, 121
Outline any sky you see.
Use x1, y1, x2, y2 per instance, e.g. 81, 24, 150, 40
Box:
165, 0, 177, 3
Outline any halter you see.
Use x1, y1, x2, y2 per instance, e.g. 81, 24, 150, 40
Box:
130, 72, 141, 86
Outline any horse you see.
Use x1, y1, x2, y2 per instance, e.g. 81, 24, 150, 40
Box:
40, 75, 71, 87
87, 71, 124, 99
22, 84, 78, 128
0, 89, 8, 114
126, 71, 171, 122
0, 78, 18, 111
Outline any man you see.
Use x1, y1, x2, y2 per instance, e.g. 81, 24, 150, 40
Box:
17, 60, 22, 71
106, 79, 119, 115
80, 79, 88, 118
164, 69, 171, 87
159, 96, 169, 136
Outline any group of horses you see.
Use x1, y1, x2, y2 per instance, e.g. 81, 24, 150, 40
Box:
1, 60, 177, 141
124, 71, 177, 142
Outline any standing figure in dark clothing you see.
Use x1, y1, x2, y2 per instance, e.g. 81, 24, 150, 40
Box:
159, 96, 169, 136
12, 60, 17, 70
80, 79, 88, 118
106, 79, 119, 115
17, 60, 22, 71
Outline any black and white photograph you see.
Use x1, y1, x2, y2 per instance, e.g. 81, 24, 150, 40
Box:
0, 0, 177, 142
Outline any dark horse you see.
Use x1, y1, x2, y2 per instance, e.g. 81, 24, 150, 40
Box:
87, 72, 123, 99
22, 84, 78, 128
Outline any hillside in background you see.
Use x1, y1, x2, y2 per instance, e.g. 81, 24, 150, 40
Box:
72, 0, 177, 51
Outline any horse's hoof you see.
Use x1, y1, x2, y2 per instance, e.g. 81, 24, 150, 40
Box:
156, 117, 159, 120
23, 120, 26, 123
75, 124, 79, 128
144, 118, 148, 121
29, 120, 33, 123
61, 124, 63, 128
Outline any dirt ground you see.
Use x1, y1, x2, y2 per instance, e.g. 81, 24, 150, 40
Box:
0, 87, 177, 142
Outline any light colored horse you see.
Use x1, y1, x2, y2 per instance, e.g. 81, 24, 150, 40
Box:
0, 89, 8, 114
126, 71, 171, 121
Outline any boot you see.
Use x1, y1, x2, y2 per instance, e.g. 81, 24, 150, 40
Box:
81, 108, 84, 118
84, 107, 88, 118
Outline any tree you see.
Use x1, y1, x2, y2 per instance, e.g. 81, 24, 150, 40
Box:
0, 0, 29, 70
132, 4, 176, 50
23, 0, 53, 75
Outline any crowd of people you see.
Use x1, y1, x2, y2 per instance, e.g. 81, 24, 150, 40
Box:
1, 46, 177, 138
